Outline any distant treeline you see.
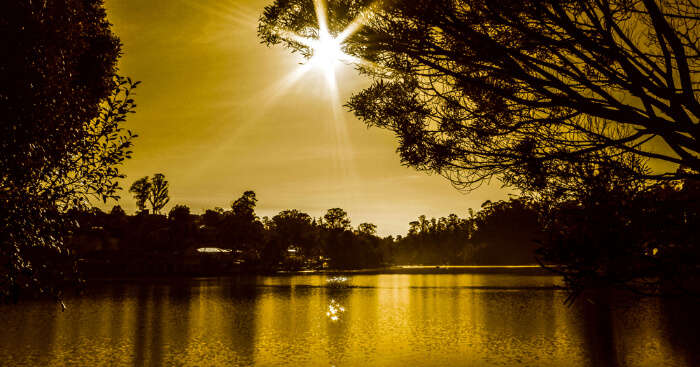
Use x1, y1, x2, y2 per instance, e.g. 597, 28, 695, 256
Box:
68, 177, 700, 298
67, 191, 542, 275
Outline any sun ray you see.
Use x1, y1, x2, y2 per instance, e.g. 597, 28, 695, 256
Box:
313, 0, 329, 35
248, 0, 387, 198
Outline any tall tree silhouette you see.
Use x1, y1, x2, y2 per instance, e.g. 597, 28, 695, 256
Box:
222, 191, 264, 255
148, 173, 170, 214
129, 177, 151, 212
0, 0, 137, 300
259, 0, 700, 192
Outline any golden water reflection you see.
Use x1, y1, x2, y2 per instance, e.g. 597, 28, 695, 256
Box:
326, 299, 346, 321
0, 274, 697, 366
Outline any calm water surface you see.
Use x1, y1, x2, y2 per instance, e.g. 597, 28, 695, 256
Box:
0, 273, 698, 366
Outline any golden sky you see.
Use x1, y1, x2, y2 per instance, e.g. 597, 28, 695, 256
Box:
103, 0, 509, 235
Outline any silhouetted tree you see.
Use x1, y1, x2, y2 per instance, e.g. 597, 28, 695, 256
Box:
0, 0, 137, 301
129, 177, 151, 212
472, 198, 541, 265
168, 204, 194, 252
221, 191, 264, 258
259, 0, 700, 192
148, 173, 170, 214
168, 204, 191, 221
357, 223, 377, 236
536, 170, 700, 299
397, 213, 475, 264
129, 174, 170, 214
264, 209, 318, 266
231, 191, 257, 218
322, 208, 352, 231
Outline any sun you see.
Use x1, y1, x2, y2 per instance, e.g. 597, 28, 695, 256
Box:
310, 31, 343, 76
269, 0, 380, 93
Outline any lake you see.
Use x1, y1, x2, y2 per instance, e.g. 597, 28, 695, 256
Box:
0, 272, 698, 366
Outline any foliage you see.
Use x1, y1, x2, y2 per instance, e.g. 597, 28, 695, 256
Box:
0, 0, 137, 301
536, 175, 700, 299
129, 174, 170, 214
129, 177, 151, 212
221, 191, 264, 255
357, 222, 377, 236
322, 208, 352, 230
259, 0, 700, 192
471, 198, 541, 264
149, 173, 170, 214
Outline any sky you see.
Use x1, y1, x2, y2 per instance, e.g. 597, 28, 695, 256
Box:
103, 0, 510, 236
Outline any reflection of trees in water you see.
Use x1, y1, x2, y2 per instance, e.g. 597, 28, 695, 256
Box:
661, 298, 700, 367
132, 285, 151, 366
131, 281, 193, 366
2, 301, 58, 364
165, 280, 192, 364
573, 292, 700, 367
479, 290, 560, 364
222, 276, 258, 365
107, 284, 128, 359
577, 292, 620, 367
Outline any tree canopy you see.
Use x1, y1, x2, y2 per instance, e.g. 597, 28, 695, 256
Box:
129, 177, 151, 212
322, 207, 352, 230
129, 174, 170, 214
259, 0, 699, 192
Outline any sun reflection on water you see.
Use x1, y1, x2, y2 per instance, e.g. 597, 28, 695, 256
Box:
326, 299, 346, 321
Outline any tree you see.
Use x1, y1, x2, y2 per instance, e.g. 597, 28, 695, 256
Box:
129, 174, 170, 214
471, 198, 541, 265
536, 169, 700, 299
129, 177, 151, 212
357, 223, 377, 236
148, 173, 170, 214
231, 190, 257, 218
264, 209, 318, 266
259, 0, 700, 192
168, 204, 191, 222
221, 191, 264, 254
322, 208, 352, 231
168, 204, 194, 251
0, 0, 137, 301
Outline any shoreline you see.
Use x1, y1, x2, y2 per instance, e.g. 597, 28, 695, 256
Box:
82, 264, 555, 282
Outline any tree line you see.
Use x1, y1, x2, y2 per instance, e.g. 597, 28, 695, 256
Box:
67, 182, 551, 275
70, 170, 700, 299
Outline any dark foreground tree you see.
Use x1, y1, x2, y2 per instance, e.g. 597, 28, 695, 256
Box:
536, 170, 700, 300
0, 0, 137, 301
259, 0, 699, 191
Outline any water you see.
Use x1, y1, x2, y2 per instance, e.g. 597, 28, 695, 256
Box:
0, 273, 697, 366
